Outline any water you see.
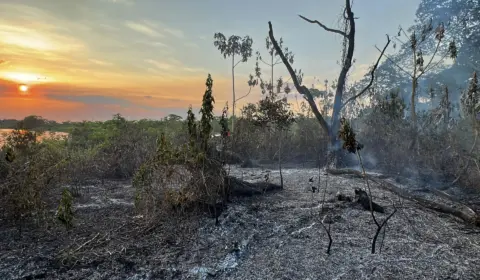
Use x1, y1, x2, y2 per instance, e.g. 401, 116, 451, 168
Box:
0, 129, 69, 147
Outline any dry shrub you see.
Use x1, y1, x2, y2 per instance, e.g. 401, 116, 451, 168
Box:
133, 135, 227, 223
0, 135, 69, 224
357, 92, 480, 187
134, 71, 225, 223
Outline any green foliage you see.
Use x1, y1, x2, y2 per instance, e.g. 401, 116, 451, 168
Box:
375, 90, 406, 120
199, 74, 215, 152
461, 71, 479, 123
338, 118, 363, 154
133, 74, 227, 221
187, 106, 198, 146
213, 33, 253, 62
57, 188, 74, 230
0, 135, 69, 223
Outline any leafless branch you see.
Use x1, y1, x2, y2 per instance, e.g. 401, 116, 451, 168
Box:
234, 60, 242, 68
372, 205, 397, 254
298, 15, 347, 37
393, 36, 406, 45
235, 86, 253, 103
421, 51, 450, 77
320, 219, 333, 254
342, 34, 391, 109
259, 57, 272, 67
375, 46, 413, 78
268, 21, 330, 135
417, 40, 442, 79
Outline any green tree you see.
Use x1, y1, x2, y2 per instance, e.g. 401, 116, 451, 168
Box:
199, 74, 215, 152
213, 33, 254, 137
461, 71, 479, 125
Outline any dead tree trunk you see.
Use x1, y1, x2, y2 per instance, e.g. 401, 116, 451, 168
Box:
267, 0, 390, 167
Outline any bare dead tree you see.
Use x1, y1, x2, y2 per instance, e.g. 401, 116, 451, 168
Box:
267, 0, 391, 166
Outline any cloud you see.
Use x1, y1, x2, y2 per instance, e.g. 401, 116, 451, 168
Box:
185, 42, 199, 48
0, 2, 237, 121
151, 41, 168, 48
88, 59, 113, 66
103, 0, 135, 5
46, 94, 131, 107
145, 59, 174, 70
0, 22, 86, 53
183, 67, 206, 73
163, 27, 184, 39
125, 21, 163, 38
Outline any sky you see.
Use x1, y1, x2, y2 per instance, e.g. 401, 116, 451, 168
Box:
0, 0, 421, 121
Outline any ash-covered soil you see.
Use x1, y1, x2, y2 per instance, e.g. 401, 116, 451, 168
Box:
1, 166, 480, 280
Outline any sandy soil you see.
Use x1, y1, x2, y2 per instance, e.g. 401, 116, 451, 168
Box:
1, 166, 480, 280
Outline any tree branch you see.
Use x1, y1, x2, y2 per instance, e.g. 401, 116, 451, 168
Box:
341, 34, 391, 109
259, 57, 272, 67
234, 60, 242, 68
375, 46, 413, 78
299, 15, 347, 37
268, 21, 330, 135
417, 39, 442, 79
235, 86, 253, 103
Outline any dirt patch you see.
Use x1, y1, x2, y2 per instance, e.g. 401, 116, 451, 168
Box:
1, 166, 480, 279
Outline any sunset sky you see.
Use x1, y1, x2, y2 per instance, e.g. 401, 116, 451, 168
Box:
0, 0, 420, 121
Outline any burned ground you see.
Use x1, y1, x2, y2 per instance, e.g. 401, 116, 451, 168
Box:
1, 166, 480, 280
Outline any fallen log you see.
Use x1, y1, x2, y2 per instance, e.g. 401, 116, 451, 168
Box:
226, 175, 282, 197
327, 169, 480, 227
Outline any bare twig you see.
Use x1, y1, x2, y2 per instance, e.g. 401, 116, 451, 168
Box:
374, 46, 413, 78
320, 216, 333, 255
298, 15, 347, 37
342, 34, 391, 109
235, 86, 253, 103
71, 233, 100, 254
372, 205, 397, 254
417, 40, 442, 79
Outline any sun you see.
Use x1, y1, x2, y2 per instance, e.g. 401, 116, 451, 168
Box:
19, 84, 29, 93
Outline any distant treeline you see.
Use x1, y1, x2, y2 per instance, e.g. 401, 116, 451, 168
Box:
0, 116, 77, 132
0, 113, 229, 134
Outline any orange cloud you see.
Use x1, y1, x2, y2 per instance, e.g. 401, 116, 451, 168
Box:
0, 74, 252, 121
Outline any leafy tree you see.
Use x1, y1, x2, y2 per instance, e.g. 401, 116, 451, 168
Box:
199, 74, 215, 152
187, 105, 197, 147
252, 36, 294, 96
249, 37, 296, 185
461, 71, 480, 124
213, 33, 254, 136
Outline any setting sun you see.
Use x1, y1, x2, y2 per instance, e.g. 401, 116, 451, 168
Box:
19, 84, 29, 93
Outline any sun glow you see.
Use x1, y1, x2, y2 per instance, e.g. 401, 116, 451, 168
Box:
2, 72, 49, 83
19, 84, 29, 93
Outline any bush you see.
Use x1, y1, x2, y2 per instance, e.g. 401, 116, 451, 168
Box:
0, 134, 69, 223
